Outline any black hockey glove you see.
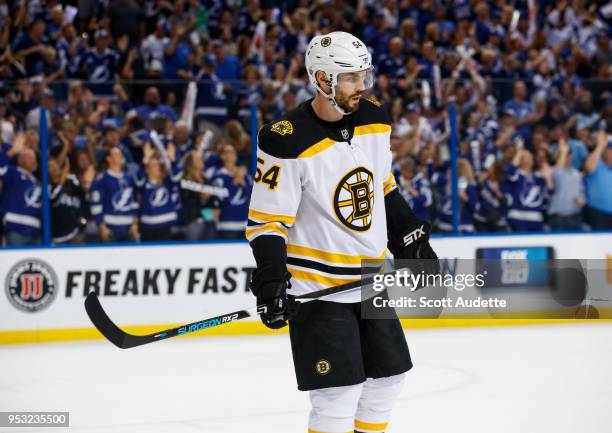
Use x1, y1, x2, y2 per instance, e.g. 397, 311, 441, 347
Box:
250, 271, 298, 329
388, 221, 440, 279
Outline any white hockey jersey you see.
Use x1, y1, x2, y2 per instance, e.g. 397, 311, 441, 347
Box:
246, 98, 397, 302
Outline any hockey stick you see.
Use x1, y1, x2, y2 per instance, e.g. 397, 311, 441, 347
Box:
84, 267, 389, 349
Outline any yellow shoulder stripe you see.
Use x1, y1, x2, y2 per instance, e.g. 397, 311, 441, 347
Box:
354, 123, 391, 136
287, 244, 386, 265
248, 209, 296, 225
383, 172, 395, 186
298, 137, 336, 158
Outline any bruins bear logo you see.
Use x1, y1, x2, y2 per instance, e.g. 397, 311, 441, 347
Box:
271, 120, 294, 136
333, 167, 374, 232
315, 359, 331, 375
321, 36, 332, 47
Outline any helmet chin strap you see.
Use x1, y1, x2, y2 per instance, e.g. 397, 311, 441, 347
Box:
315, 76, 349, 116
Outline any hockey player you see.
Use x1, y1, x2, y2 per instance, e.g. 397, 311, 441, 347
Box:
246, 32, 438, 433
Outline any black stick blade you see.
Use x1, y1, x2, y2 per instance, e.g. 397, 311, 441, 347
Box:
84, 292, 253, 349
84, 292, 130, 348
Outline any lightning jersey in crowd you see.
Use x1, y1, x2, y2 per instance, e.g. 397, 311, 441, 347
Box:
50, 175, 86, 243
90, 170, 138, 233
80, 48, 119, 93
504, 165, 551, 231
134, 166, 182, 228
246, 98, 397, 302
195, 71, 229, 125
0, 161, 42, 236
474, 179, 509, 228
397, 172, 432, 222
211, 168, 253, 233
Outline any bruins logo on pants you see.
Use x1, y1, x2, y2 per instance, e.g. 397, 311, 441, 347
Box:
333, 167, 374, 232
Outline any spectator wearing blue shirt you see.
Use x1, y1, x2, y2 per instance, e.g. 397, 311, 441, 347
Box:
362, 11, 391, 63
564, 126, 589, 170
583, 130, 612, 229
11, 19, 48, 77
548, 138, 585, 231
211, 144, 251, 239
80, 29, 120, 94
377, 37, 404, 78
163, 24, 191, 81
502, 81, 539, 146
505, 148, 554, 232
135, 143, 181, 242
90, 147, 139, 242
56, 23, 87, 78
195, 54, 229, 127
474, 161, 510, 232
397, 156, 433, 222
212, 40, 242, 82
0, 142, 42, 246
136, 86, 178, 122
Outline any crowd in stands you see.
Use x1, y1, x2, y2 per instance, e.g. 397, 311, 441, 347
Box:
0, 0, 611, 245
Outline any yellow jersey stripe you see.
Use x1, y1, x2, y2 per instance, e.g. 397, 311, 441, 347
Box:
287, 267, 359, 287
298, 137, 336, 158
248, 209, 296, 225
354, 420, 389, 431
383, 172, 395, 186
245, 223, 288, 239
354, 123, 392, 136
287, 244, 386, 265
383, 182, 397, 196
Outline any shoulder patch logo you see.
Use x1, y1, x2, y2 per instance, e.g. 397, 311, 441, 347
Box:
321, 36, 332, 47
333, 167, 374, 232
366, 95, 381, 107
271, 120, 294, 136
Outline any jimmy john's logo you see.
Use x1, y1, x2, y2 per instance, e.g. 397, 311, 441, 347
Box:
321, 37, 332, 47
271, 120, 293, 136
333, 167, 374, 232
5, 259, 58, 313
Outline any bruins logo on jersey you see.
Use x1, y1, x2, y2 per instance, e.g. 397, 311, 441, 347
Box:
321, 36, 332, 47
271, 120, 294, 136
333, 167, 374, 232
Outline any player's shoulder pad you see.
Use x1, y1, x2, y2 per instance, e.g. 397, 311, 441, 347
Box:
257, 106, 326, 159
352, 96, 392, 127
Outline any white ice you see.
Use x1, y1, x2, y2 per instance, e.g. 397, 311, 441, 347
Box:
1, 323, 611, 433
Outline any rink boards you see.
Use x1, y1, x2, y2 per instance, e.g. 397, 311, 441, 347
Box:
1, 233, 611, 344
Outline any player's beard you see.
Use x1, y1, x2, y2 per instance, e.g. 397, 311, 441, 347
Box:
335, 91, 362, 113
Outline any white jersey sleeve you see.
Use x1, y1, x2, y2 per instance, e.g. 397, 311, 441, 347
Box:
245, 131, 303, 243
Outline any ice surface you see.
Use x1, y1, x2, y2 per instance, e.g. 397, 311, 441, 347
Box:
1, 323, 611, 433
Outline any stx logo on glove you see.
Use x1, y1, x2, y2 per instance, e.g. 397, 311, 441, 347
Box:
402, 225, 426, 246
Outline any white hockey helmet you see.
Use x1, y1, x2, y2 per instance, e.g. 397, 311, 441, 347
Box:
305, 32, 374, 115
